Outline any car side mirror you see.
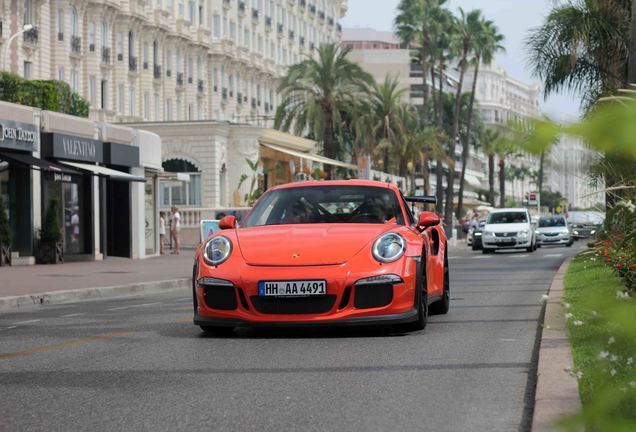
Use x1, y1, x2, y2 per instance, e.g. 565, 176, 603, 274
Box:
417, 212, 440, 230
219, 215, 237, 230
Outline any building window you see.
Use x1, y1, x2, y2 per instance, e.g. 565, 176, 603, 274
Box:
116, 32, 123, 60
101, 80, 109, 109
23, 61, 32, 79
166, 98, 172, 121
198, 1, 204, 26
70, 7, 78, 37
154, 94, 160, 120
187, 58, 193, 83
57, 67, 65, 81
176, 98, 182, 120
70, 70, 78, 92
197, 103, 202, 120
188, 1, 195, 22
118, 83, 125, 113
160, 159, 202, 207
57, 9, 65, 40
24, 0, 33, 25
187, 104, 193, 120
89, 75, 96, 106
88, 21, 96, 51
213, 14, 221, 38
178, 0, 184, 17
143, 92, 149, 120
101, 19, 109, 48
129, 87, 136, 116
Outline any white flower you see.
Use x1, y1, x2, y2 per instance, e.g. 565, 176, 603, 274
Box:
575, 371, 583, 379
599, 351, 610, 359
565, 312, 573, 319
630, 381, 636, 389
616, 291, 630, 300
591, 311, 598, 316
627, 357, 633, 366
609, 336, 616, 345
540, 294, 549, 303
610, 354, 618, 362
610, 368, 617, 376
563, 303, 571, 309
573, 320, 584, 326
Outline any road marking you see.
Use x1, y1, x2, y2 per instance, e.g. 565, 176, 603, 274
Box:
0, 326, 17, 332
544, 254, 564, 258
500, 338, 517, 342
472, 256, 493, 259
131, 302, 162, 308
0, 331, 131, 360
13, 319, 40, 325
448, 256, 460, 260
60, 313, 85, 318
105, 306, 130, 311
510, 254, 530, 258
105, 302, 162, 312
177, 297, 191, 301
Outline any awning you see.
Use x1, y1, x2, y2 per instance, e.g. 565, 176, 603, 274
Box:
261, 143, 358, 170
60, 161, 146, 182
0, 151, 79, 174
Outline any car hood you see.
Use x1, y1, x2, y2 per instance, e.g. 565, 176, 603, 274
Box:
484, 223, 530, 233
236, 224, 395, 266
537, 227, 568, 234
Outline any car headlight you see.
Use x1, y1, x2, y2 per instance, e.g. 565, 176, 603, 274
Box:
474, 232, 482, 236
483, 230, 494, 237
591, 230, 596, 235
518, 230, 529, 237
573, 230, 579, 235
372, 233, 406, 263
561, 229, 570, 235
203, 236, 232, 266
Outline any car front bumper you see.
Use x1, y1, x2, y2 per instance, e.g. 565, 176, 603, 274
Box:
193, 256, 421, 326
482, 237, 532, 249
537, 235, 571, 245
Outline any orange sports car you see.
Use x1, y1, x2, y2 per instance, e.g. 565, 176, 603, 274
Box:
192, 180, 449, 333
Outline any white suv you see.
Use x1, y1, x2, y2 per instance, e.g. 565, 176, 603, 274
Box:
481, 208, 537, 254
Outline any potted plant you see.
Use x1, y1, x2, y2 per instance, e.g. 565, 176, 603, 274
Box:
0, 197, 11, 266
37, 196, 64, 264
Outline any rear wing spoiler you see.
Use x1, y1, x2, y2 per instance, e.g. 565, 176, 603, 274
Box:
404, 195, 437, 205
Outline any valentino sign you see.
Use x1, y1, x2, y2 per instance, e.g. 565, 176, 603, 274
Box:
50, 133, 103, 163
0, 121, 38, 152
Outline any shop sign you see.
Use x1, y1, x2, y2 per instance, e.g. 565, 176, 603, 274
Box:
53, 173, 73, 183
0, 121, 38, 152
52, 134, 103, 163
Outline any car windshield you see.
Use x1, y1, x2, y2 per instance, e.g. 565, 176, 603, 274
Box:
539, 216, 566, 227
487, 212, 528, 224
243, 185, 405, 227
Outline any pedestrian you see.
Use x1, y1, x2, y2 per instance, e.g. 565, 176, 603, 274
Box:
171, 206, 181, 255
159, 212, 166, 255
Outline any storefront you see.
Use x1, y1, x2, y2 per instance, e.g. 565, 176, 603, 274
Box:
135, 129, 163, 258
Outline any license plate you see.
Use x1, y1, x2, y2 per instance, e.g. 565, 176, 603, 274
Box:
496, 238, 515, 243
258, 280, 327, 297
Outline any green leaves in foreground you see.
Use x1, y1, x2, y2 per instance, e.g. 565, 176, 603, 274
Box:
560, 254, 636, 432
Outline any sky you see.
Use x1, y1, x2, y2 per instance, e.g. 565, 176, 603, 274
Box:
340, 0, 583, 120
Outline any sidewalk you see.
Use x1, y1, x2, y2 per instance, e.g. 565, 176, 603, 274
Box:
0, 254, 194, 311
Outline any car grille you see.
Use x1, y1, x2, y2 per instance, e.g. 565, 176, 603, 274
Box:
250, 295, 336, 314
544, 233, 559, 237
354, 283, 393, 309
203, 285, 238, 310
494, 232, 516, 238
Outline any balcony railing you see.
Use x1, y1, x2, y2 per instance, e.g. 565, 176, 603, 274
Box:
188, 76, 193, 84
57, 32, 64, 41
223, 0, 231, 7
309, 5, 316, 14
299, 36, 305, 46
71, 35, 81, 53
309, 42, 315, 50
117, 52, 123, 61
251, 98, 256, 109
299, 0, 306, 8
336, 23, 342, 33
101, 47, 111, 64
197, 79, 204, 92
23, 27, 38, 45
237, 93, 243, 104
176, 72, 184, 86
318, 11, 325, 20
265, 16, 272, 28
238, 2, 246, 13
222, 88, 228, 100
154, 64, 161, 79
89, 43, 95, 52
166, 69, 172, 77
327, 17, 334, 26
252, 9, 259, 20
277, 24, 284, 34
288, 30, 294, 40
128, 56, 137, 71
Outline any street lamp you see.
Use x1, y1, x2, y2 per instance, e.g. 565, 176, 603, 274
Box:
3, 24, 34, 72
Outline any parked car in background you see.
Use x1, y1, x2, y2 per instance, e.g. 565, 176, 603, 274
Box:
481, 208, 537, 253
536, 215, 573, 247
470, 220, 487, 251
568, 211, 604, 240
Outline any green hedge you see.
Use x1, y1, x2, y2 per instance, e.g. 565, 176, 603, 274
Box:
0, 72, 89, 118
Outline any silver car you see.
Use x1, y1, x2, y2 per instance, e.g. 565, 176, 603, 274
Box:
536, 215, 574, 247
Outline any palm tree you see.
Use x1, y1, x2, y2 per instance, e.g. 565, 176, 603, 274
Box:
370, 75, 407, 173
478, 127, 501, 206
526, 0, 630, 110
456, 19, 505, 218
395, 0, 448, 126
444, 8, 482, 229
275, 43, 374, 178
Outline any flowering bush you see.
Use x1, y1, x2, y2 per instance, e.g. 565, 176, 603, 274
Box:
596, 197, 636, 295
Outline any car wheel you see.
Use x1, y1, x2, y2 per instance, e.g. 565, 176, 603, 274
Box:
401, 258, 428, 332
429, 250, 450, 315
566, 241, 573, 247
526, 246, 534, 253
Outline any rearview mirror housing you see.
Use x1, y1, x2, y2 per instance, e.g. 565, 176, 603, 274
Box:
219, 215, 237, 230
417, 212, 441, 229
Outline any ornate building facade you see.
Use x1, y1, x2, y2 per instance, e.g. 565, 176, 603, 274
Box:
1, 0, 346, 125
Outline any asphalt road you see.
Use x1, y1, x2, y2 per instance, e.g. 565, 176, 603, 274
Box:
0, 243, 584, 432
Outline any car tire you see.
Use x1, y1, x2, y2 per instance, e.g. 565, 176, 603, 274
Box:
429, 250, 450, 315
401, 257, 428, 332
566, 241, 573, 247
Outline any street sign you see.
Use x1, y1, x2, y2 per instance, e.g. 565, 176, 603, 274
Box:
528, 192, 539, 206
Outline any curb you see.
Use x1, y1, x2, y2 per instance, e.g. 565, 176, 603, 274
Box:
0, 278, 191, 312
532, 257, 582, 431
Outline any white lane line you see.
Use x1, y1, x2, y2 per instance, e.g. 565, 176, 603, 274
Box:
544, 254, 564, 258
60, 313, 85, 318
510, 254, 530, 258
176, 297, 192, 302
131, 302, 162, 308
448, 256, 460, 260
106, 302, 162, 312
472, 256, 493, 259
0, 326, 18, 332
13, 319, 40, 325
106, 306, 130, 311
